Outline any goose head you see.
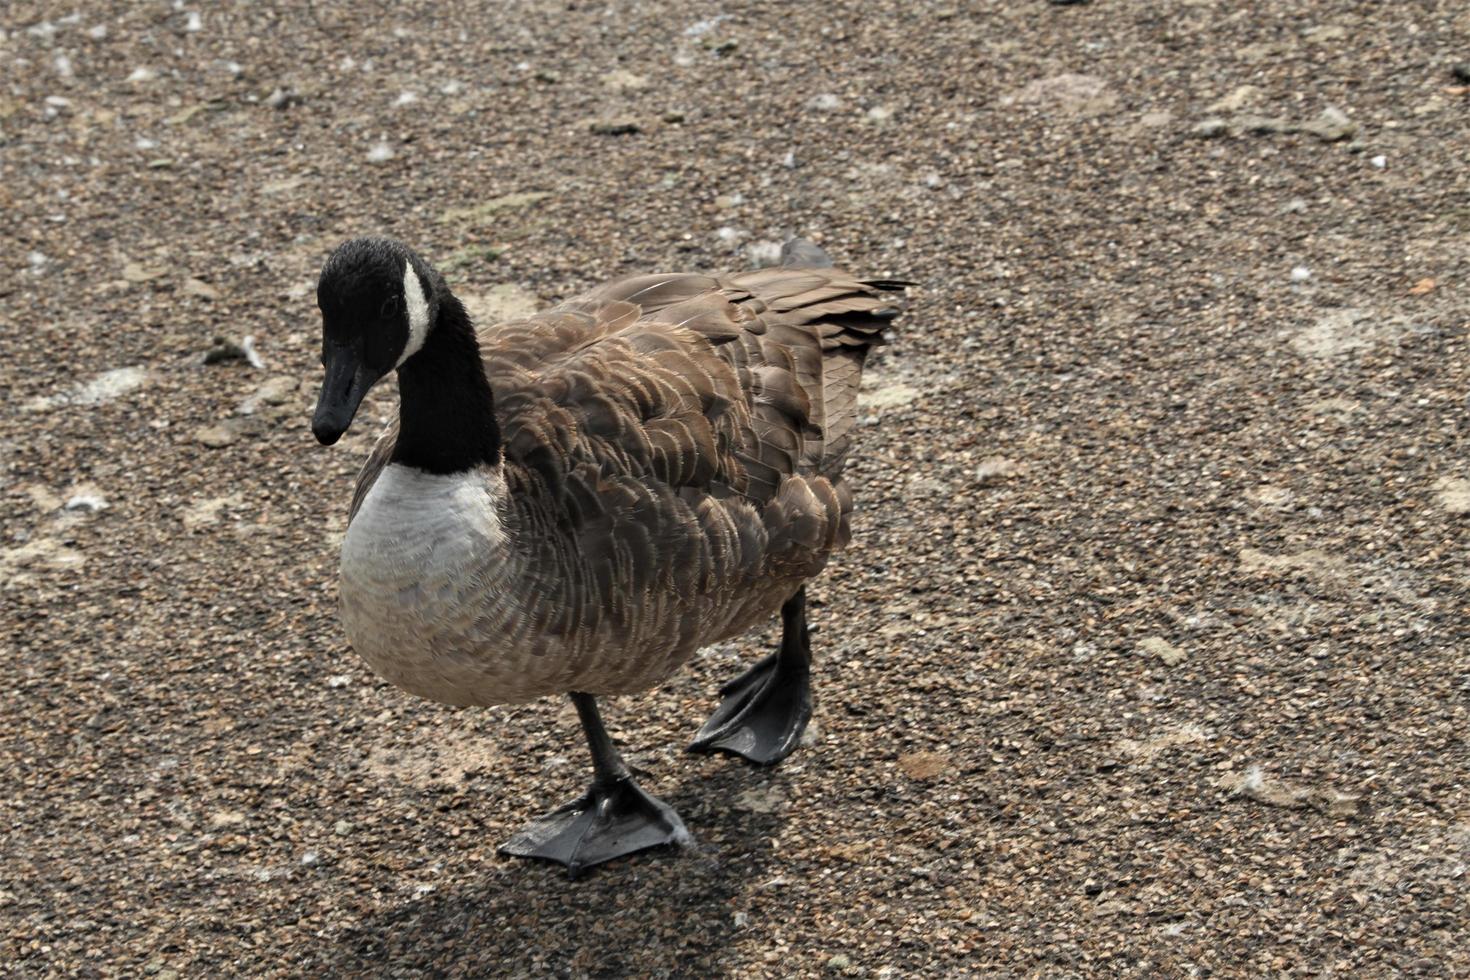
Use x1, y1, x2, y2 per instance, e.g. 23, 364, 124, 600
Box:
312, 237, 437, 445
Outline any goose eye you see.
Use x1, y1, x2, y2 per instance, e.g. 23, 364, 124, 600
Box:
381, 294, 401, 318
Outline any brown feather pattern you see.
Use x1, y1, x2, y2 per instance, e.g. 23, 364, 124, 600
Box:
350, 263, 903, 701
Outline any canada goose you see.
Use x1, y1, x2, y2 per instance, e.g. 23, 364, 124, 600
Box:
311, 236, 905, 874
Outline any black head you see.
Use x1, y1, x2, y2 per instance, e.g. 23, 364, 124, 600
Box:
312, 237, 438, 445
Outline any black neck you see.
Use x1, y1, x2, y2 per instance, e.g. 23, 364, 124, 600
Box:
391, 293, 501, 473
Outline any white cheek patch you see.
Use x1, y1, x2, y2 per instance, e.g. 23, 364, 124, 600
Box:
395, 262, 431, 368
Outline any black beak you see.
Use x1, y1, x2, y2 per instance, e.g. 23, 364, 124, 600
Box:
312, 343, 379, 445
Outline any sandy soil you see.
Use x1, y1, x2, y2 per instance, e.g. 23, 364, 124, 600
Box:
3, 1, 1469, 976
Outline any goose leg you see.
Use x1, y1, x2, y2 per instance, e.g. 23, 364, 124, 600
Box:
499, 692, 690, 877
689, 587, 813, 765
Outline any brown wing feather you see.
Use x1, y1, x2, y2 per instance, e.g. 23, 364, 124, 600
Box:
347, 258, 905, 690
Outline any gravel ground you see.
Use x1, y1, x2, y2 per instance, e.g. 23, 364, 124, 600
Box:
4, 1, 1470, 976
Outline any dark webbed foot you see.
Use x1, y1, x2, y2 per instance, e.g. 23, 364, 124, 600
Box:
500, 692, 689, 877
690, 588, 813, 766
499, 775, 689, 877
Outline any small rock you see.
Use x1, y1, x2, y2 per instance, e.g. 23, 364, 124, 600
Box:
182, 277, 219, 300
866, 104, 896, 123
265, 87, 293, 109
1003, 73, 1117, 115
974, 456, 1021, 485
208, 811, 247, 830
194, 425, 237, 449
826, 954, 853, 971
746, 240, 783, 268
122, 261, 165, 284
1303, 24, 1349, 43
366, 142, 396, 163
1137, 110, 1173, 128
1453, 64, 1470, 84
1139, 636, 1186, 667
1191, 117, 1228, 138
807, 93, 843, 112
533, 69, 560, 84
334, 820, 353, 836
182, 494, 243, 531
63, 484, 108, 512
27, 366, 150, 411
661, 109, 685, 124
1237, 114, 1294, 135
300, 850, 320, 866
588, 117, 641, 135
735, 786, 786, 813
898, 750, 949, 780
1282, 198, 1308, 214
1300, 106, 1356, 142
23, 485, 63, 512
601, 69, 648, 92
1370, 154, 1386, 168
860, 381, 919, 411
236, 376, 299, 415
1290, 266, 1312, 283
1207, 84, 1259, 113
1433, 477, 1470, 514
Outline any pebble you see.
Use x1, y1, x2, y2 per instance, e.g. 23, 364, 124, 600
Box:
1300, 106, 1356, 142
334, 820, 353, 836
27, 366, 149, 411
1290, 266, 1312, 283
587, 117, 641, 135
63, 485, 108, 512
182, 277, 219, 300
601, 69, 648, 92
366, 142, 395, 163
265, 88, 292, 110
236, 376, 299, 416
1370, 154, 1386, 168
974, 455, 1021, 485
1432, 478, 1470, 514
194, 424, 237, 449
1191, 117, 1228, 138
746, 240, 783, 268
1139, 637, 1187, 667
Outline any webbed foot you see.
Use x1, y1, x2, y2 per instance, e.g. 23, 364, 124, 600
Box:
499, 775, 690, 877
689, 649, 812, 765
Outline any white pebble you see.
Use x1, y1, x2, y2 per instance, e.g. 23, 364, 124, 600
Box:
393, 91, 418, 107
300, 850, 319, 866
1289, 266, 1312, 283
327, 675, 351, 688
54, 54, 74, 78
126, 66, 156, 83
64, 493, 108, 512
366, 142, 396, 163
439, 80, 464, 95
1370, 155, 1386, 169
185, 11, 203, 32
87, 24, 108, 39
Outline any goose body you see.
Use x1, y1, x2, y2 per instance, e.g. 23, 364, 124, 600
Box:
311, 237, 904, 873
